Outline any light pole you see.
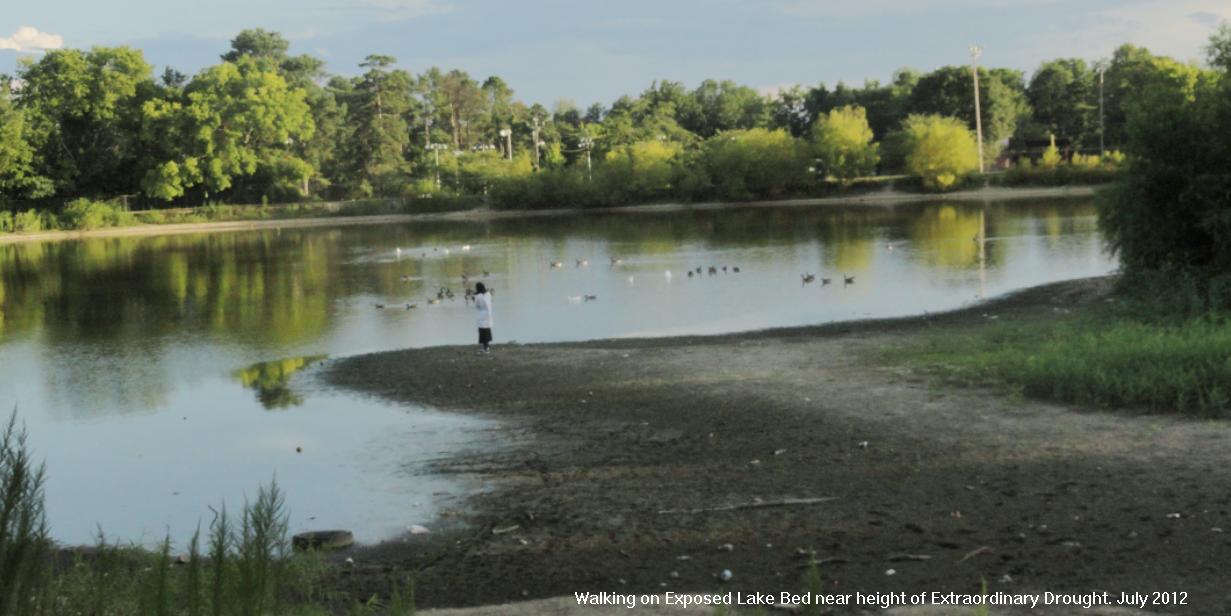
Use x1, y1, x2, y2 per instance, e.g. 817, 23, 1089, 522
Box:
579, 137, 594, 182
499, 128, 512, 160
424, 116, 432, 149
428, 143, 448, 189
1096, 62, 1106, 155
970, 44, 985, 173
531, 117, 542, 171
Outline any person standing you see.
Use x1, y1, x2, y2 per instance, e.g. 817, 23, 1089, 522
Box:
474, 282, 494, 354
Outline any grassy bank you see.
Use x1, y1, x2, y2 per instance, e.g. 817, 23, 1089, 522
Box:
903, 283, 1231, 417
1, 195, 483, 235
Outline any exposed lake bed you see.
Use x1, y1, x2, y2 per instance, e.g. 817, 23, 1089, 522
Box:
327, 277, 1231, 612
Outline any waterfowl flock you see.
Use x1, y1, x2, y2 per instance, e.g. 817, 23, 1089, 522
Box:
379, 244, 867, 314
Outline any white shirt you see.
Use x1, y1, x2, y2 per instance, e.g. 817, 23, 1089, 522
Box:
474, 292, 493, 328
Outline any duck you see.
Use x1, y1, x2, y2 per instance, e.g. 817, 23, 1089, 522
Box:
722, 266, 728, 273
844, 275, 856, 285
732, 266, 741, 273
708, 266, 718, 275
801, 273, 816, 284
687, 271, 694, 278
695, 266, 703, 274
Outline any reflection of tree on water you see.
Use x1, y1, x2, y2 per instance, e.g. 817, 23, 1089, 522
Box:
235, 355, 328, 410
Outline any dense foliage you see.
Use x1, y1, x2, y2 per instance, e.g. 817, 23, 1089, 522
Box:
1099, 26, 1231, 302
0, 26, 1220, 220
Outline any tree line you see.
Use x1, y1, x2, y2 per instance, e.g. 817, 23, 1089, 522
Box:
0, 27, 1223, 213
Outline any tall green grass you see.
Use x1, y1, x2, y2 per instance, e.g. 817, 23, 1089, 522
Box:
906, 302, 1231, 417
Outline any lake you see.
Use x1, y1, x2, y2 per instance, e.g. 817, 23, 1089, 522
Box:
0, 198, 1115, 546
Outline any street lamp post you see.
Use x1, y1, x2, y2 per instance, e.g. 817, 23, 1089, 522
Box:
499, 128, 512, 160
970, 44, 985, 173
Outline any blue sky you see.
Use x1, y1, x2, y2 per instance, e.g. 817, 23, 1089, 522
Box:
3, 0, 1227, 105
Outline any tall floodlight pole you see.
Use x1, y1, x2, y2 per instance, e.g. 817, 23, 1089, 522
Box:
970, 45, 985, 173
499, 128, 513, 160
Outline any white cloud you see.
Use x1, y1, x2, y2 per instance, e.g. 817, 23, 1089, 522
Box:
354, 0, 452, 19
774, 0, 1062, 18
0, 26, 64, 53
1024, 0, 1231, 64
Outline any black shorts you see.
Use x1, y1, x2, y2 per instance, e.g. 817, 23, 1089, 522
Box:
478, 328, 493, 344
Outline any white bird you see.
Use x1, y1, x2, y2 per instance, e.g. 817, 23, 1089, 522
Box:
462, 245, 471, 251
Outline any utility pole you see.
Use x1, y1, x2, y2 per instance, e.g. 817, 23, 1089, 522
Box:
970, 44, 985, 173
1097, 63, 1106, 154
499, 128, 512, 160
531, 117, 542, 171
424, 116, 432, 149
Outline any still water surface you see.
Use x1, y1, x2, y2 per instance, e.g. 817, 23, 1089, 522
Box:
0, 198, 1114, 545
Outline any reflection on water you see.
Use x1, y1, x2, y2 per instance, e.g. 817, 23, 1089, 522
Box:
0, 198, 1115, 544
236, 355, 329, 410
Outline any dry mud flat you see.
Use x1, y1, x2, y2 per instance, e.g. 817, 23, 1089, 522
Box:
325, 277, 1230, 614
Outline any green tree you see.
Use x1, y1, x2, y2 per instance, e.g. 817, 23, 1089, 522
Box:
899, 114, 979, 191
1099, 45, 1228, 285
908, 66, 1031, 158
811, 105, 880, 183
0, 87, 52, 199
16, 46, 155, 197
699, 128, 809, 199
1027, 59, 1097, 149
141, 56, 314, 201
337, 55, 415, 197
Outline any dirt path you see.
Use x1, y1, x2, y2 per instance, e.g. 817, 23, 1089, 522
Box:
0, 185, 1098, 245
323, 277, 1227, 614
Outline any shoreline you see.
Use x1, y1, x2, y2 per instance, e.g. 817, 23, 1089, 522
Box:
321, 275, 1231, 612
0, 185, 1101, 245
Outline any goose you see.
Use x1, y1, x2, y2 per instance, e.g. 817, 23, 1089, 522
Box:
821, 277, 832, 286
609, 257, 623, 266
801, 273, 816, 284
406, 303, 418, 310
708, 266, 718, 275
436, 288, 446, 300
843, 275, 856, 285
550, 260, 564, 269
732, 266, 741, 273
695, 266, 703, 274
687, 271, 694, 278
576, 258, 590, 267
722, 266, 728, 273
445, 288, 455, 299
584, 294, 598, 301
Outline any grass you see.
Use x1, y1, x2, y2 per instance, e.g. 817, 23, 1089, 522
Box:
903, 293, 1231, 417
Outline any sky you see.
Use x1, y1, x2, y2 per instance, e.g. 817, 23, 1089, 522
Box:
2, 0, 1228, 106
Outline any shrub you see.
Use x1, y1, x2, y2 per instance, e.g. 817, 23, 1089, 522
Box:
812, 105, 880, 184
0, 211, 12, 232
13, 209, 42, 232
898, 114, 979, 191
699, 128, 810, 200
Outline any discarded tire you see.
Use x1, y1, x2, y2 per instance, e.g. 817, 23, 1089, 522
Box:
292, 530, 354, 551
